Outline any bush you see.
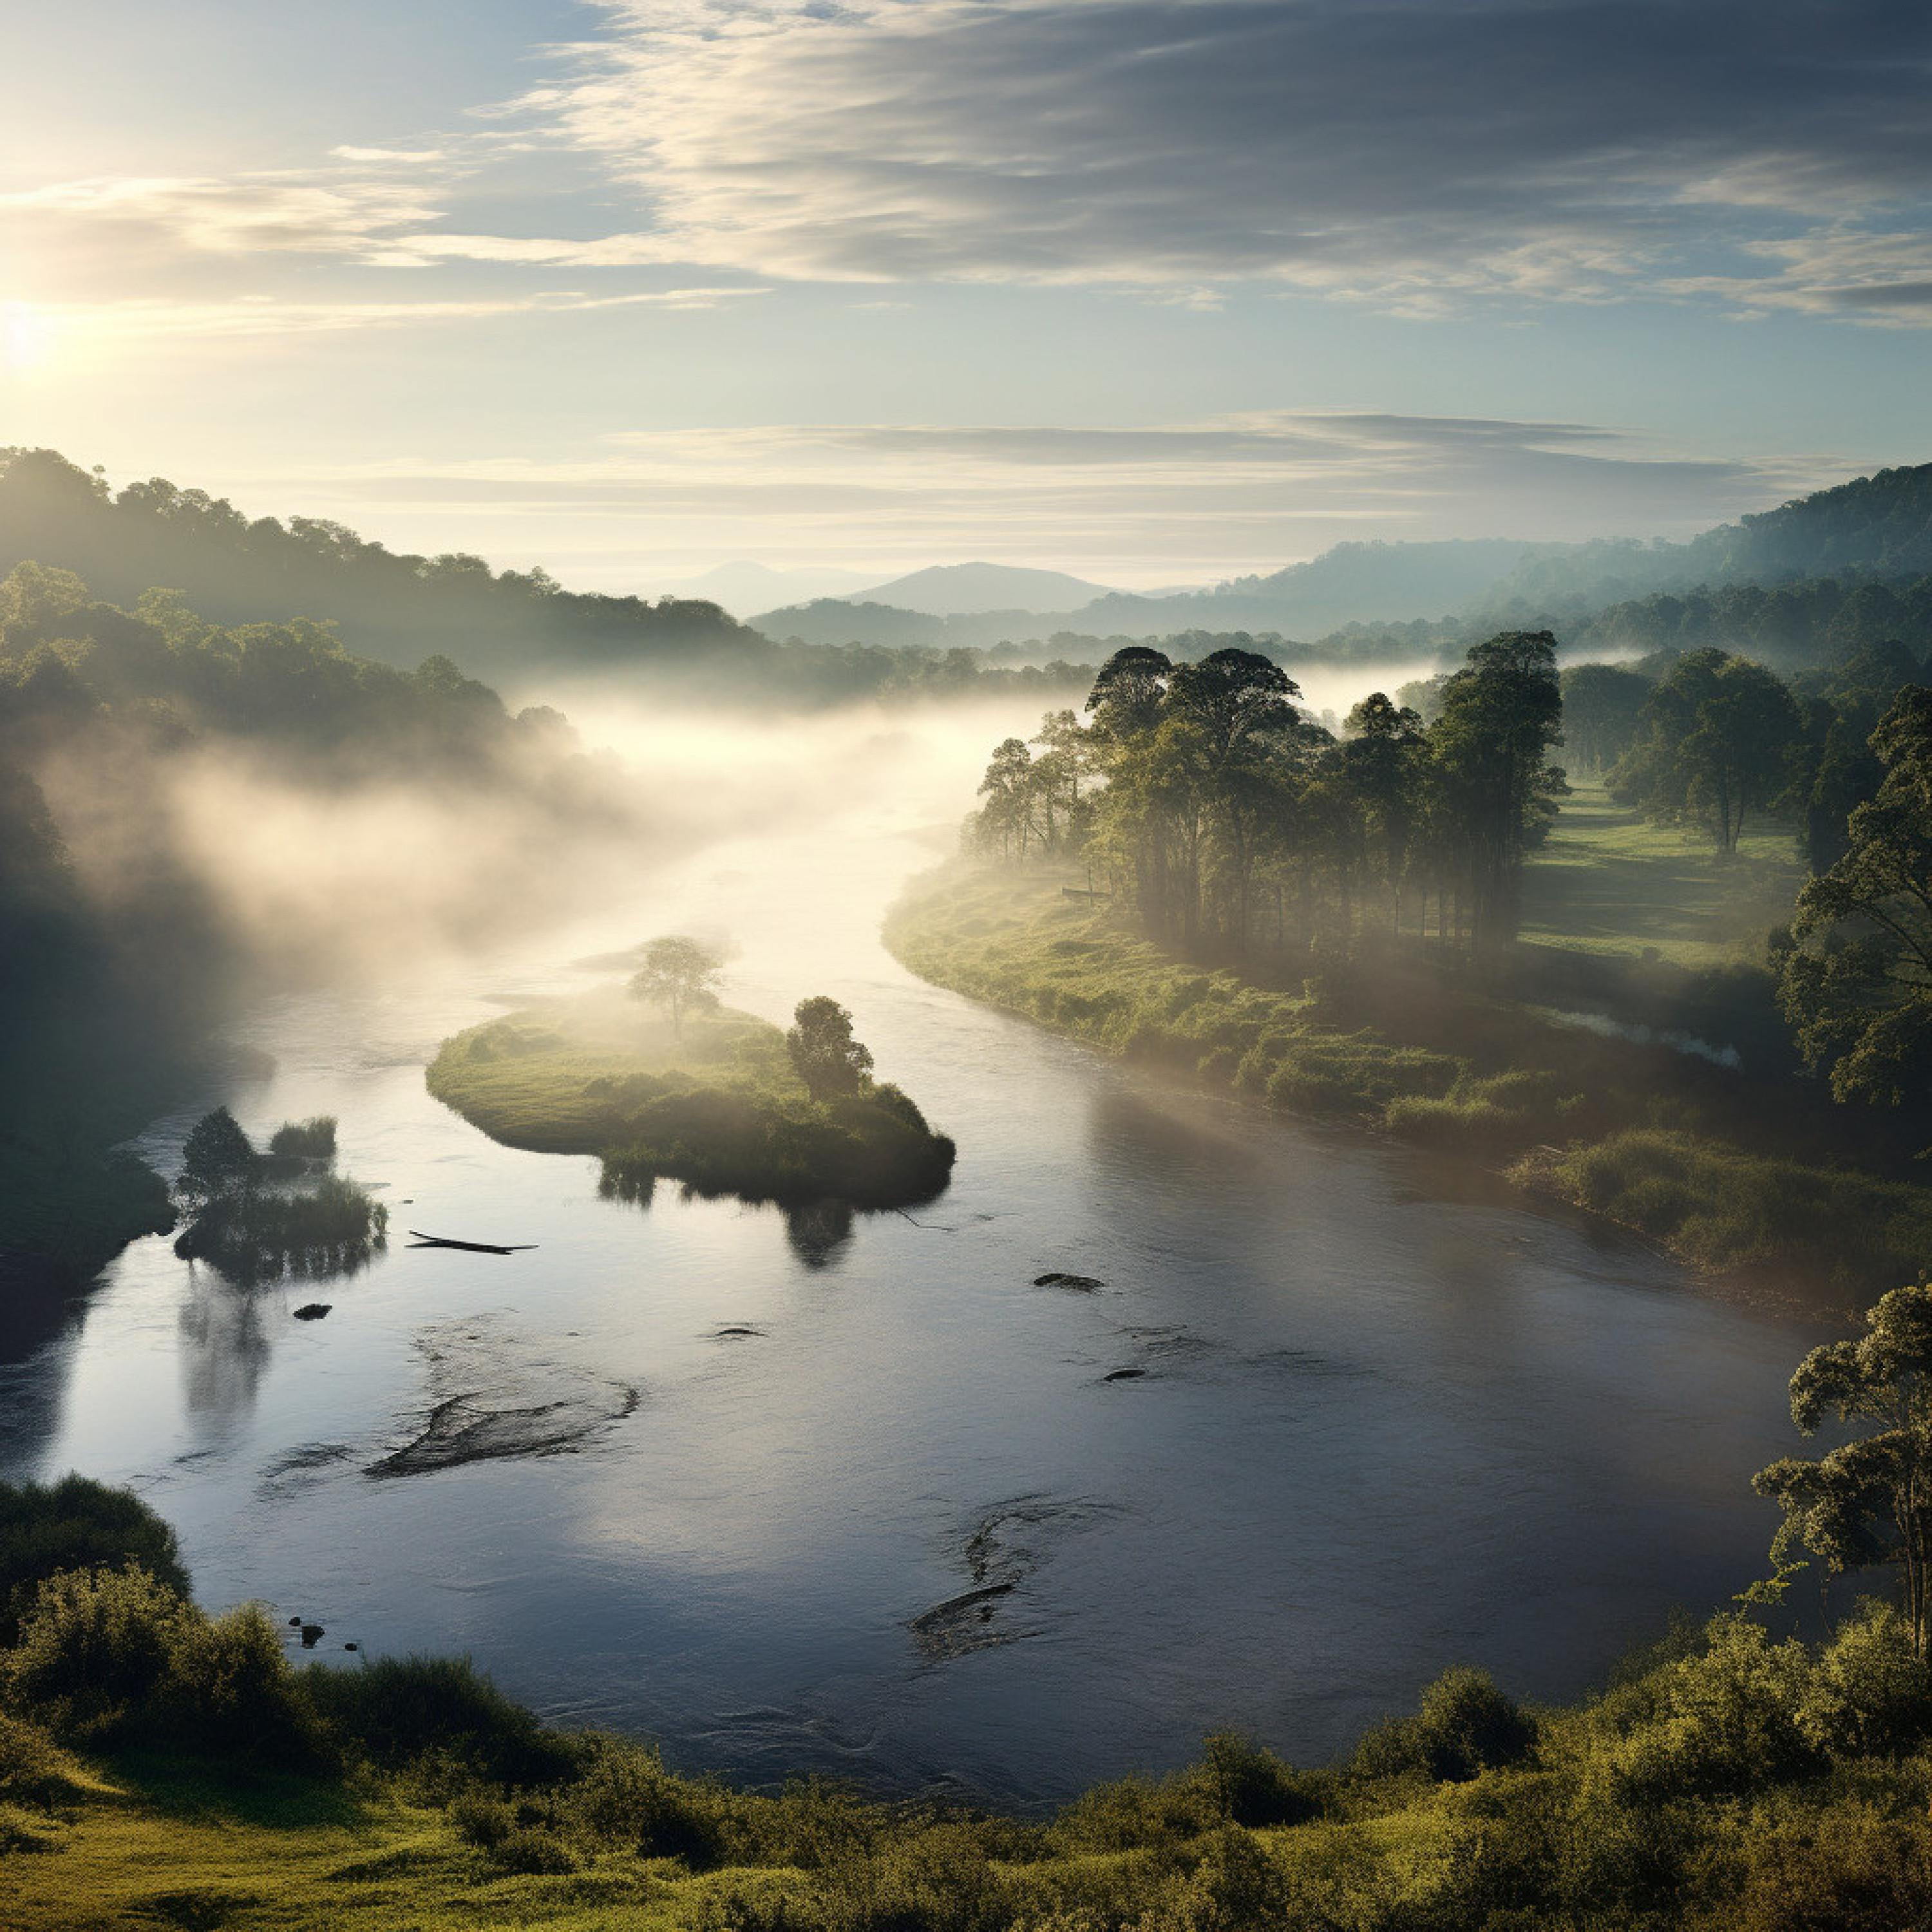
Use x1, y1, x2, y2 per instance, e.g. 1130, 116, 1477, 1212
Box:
1353, 1667, 1536, 1784
5, 1564, 187, 1741
563, 1734, 735, 1867
1189, 1732, 1323, 1828
305, 1653, 576, 1786
1794, 1603, 1932, 1759
0, 1474, 189, 1645
1608, 1616, 1814, 1803
167, 1602, 321, 1763
267, 1116, 337, 1161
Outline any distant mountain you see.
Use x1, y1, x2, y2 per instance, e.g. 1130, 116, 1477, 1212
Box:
842, 562, 1121, 616
662, 562, 873, 618
767, 540, 1549, 647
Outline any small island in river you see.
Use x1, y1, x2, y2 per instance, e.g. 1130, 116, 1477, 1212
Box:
426, 978, 956, 1210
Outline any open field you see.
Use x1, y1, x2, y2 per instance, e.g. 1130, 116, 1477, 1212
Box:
1518, 784, 1806, 969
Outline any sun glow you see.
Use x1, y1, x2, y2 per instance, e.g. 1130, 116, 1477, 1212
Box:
1, 301, 61, 374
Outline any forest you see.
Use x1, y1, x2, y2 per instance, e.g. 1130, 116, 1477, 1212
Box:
941, 624, 1932, 1289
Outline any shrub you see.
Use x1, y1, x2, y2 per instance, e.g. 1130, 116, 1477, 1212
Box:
265, 1116, 337, 1166
305, 1653, 575, 1786
167, 1602, 321, 1763
0, 1474, 189, 1644
1794, 1603, 1932, 1759
1188, 1732, 1323, 1828
1608, 1616, 1814, 1803
563, 1734, 734, 1867
5, 1564, 187, 1741
1352, 1668, 1536, 1784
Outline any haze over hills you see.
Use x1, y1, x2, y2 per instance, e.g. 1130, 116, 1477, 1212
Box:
659, 561, 875, 618
7, 443, 1932, 692
838, 562, 1122, 616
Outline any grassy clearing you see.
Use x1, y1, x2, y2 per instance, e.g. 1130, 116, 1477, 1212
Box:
1517, 784, 1806, 968
427, 989, 954, 1209
885, 860, 1932, 1293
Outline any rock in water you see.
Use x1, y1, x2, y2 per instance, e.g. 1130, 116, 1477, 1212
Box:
1033, 1272, 1104, 1290
293, 1303, 332, 1320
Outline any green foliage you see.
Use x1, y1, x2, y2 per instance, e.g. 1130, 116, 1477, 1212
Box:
1777, 683, 1932, 1110
786, 998, 875, 1101
430, 992, 954, 1210
175, 1106, 258, 1209
0, 1475, 189, 1646
173, 1171, 389, 1284
4, 1566, 188, 1742
1352, 1667, 1537, 1784
303, 1653, 578, 1788
1611, 648, 1804, 853
1754, 1281, 1932, 1655
1515, 1130, 1932, 1281
266, 1116, 337, 1163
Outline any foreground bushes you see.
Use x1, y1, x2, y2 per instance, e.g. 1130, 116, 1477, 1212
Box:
6, 1479, 1932, 1929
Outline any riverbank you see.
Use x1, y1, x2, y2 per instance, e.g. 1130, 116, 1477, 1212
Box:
884, 862, 1932, 1301
3, 1488, 1927, 1932
427, 986, 955, 1208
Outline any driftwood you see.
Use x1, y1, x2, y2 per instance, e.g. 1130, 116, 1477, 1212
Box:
405, 1231, 537, 1255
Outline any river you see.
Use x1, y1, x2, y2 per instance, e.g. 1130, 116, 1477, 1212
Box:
0, 703, 1824, 1809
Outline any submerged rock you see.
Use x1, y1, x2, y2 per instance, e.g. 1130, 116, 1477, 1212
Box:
1103, 1367, 1147, 1382
908, 1582, 1019, 1662
292, 1303, 332, 1321
1033, 1271, 1104, 1290
368, 1314, 640, 1480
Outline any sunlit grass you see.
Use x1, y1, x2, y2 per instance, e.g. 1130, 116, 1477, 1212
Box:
1518, 784, 1806, 967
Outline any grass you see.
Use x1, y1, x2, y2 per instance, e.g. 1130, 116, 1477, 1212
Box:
884, 849, 1932, 1295
1517, 783, 1807, 969
427, 989, 954, 1209
3, 1612, 1932, 1931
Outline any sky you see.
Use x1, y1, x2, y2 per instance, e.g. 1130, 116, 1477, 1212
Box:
4, 0, 1931, 592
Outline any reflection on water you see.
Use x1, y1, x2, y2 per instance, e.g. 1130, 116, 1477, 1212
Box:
0, 762, 1826, 1809
178, 1277, 270, 1423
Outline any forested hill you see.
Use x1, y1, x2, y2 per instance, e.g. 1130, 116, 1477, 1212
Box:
1486, 462, 1932, 614
0, 447, 753, 685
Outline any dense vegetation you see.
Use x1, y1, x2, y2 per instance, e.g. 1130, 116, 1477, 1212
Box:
0, 554, 649, 1325
6, 1412, 1932, 1932
0, 449, 1094, 705
169, 1108, 387, 1285
968, 634, 1569, 963
426, 976, 956, 1213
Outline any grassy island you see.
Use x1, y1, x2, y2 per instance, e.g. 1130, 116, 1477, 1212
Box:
428, 987, 955, 1209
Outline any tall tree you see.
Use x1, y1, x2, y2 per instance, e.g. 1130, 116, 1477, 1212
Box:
627, 936, 724, 1038
786, 996, 875, 1101
1612, 648, 1801, 853
1428, 632, 1567, 958
1755, 1281, 1932, 1658
1776, 685, 1932, 1107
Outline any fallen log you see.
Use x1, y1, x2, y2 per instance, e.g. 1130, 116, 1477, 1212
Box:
405, 1231, 538, 1255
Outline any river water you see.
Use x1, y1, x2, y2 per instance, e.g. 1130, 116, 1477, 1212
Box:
0, 706, 1824, 1808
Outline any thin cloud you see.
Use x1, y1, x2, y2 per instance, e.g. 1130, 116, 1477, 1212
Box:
526, 0, 1932, 312
255, 412, 1848, 587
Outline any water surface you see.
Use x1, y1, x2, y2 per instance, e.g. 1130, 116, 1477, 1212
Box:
0, 787, 1821, 1806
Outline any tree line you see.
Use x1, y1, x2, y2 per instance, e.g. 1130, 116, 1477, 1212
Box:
969, 633, 1569, 963
971, 629, 1932, 1123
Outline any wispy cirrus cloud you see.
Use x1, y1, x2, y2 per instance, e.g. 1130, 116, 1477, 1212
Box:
11, 1, 1931, 324
513, 0, 1932, 316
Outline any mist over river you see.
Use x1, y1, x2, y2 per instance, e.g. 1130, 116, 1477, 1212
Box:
0, 704, 1824, 1809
